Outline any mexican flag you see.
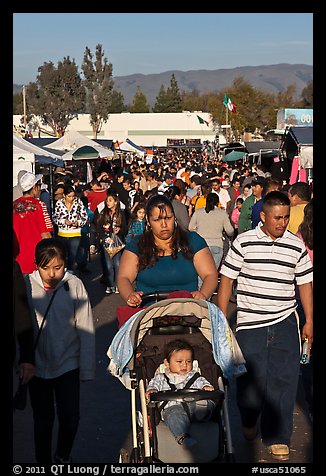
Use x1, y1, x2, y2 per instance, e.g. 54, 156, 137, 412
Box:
223, 94, 237, 114
197, 115, 209, 126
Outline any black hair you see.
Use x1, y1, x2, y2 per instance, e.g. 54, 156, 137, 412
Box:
35, 237, 67, 268
262, 190, 290, 212
164, 185, 181, 201
205, 192, 219, 213
298, 199, 313, 250
164, 339, 194, 362
289, 182, 312, 202
63, 184, 75, 196
137, 194, 193, 270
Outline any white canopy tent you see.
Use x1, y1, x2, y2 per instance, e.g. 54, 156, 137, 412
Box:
13, 133, 64, 186
47, 130, 114, 160
117, 138, 145, 158
13, 133, 64, 165
61, 144, 114, 161
13, 145, 35, 185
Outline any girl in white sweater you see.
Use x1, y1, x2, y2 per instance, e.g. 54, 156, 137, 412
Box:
25, 237, 95, 464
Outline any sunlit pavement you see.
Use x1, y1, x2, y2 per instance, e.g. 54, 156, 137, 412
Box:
13, 253, 313, 464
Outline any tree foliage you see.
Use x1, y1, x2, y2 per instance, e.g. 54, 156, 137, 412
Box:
81, 44, 114, 138
109, 90, 127, 113
152, 84, 168, 113
129, 86, 150, 112
152, 74, 182, 112
26, 57, 85, 137
13, 93, 23, 114
300, 80, 313, 107
16, 50, 313, 140
165, 74, 183, 112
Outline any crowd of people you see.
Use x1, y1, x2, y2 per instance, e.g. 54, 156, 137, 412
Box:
13, 148, 313, 463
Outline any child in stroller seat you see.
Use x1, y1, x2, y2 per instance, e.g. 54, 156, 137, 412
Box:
145, 339, 215, 449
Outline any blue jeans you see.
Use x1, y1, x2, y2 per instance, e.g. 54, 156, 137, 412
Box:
99, 242, 122, 287
198, 246, 223, 289
59, 236, 81, 271
235, 313, 300, 446
76, 234, 90, 269
162, 400, 215, 440
296, 298, 313, 416
210, 245, 224, 270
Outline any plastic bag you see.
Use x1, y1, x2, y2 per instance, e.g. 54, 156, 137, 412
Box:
104, 232, 125, 258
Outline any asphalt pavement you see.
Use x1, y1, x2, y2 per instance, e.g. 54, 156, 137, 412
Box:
12, 253, 313, 465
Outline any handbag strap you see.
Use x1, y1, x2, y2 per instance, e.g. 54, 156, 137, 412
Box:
33, 289, 58, 351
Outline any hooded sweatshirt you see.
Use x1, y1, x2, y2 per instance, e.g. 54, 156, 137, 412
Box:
24, 270, 95, 380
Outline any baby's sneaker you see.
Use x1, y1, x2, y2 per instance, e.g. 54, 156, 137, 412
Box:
177, 434, 197, 448
183, 436, 197, 448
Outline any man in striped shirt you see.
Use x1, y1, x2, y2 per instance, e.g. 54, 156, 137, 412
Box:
217, 191, 313, 461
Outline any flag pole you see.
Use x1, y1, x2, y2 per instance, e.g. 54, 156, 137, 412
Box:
23, 85, 27, 128
226, 105, 229, 142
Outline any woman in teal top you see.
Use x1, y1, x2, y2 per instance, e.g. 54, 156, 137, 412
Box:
117, 194, 218, 308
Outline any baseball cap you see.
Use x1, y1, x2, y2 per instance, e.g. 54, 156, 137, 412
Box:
20, 172, 43, 192
222, 180, 229, 187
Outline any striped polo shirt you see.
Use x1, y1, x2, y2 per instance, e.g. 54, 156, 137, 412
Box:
220, 223, 313, 330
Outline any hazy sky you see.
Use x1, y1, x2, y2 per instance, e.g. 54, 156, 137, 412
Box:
13, 13, 313, 85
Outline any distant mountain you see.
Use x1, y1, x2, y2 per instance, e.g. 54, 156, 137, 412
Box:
14, 63, 312, 107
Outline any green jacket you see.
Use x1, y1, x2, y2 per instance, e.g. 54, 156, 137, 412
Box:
238, 195, 255, 234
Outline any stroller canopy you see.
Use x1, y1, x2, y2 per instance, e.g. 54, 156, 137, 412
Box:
107, 298, 246, 389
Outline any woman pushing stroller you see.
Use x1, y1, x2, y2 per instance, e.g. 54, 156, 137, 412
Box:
117, 194, 218, 307
146, 339, 215, 449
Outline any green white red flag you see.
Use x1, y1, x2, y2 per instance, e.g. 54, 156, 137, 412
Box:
223, 94, 237, 114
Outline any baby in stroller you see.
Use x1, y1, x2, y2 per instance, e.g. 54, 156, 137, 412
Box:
145, 339, 215, 449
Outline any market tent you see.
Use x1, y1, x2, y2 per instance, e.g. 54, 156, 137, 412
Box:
223, 150, 246, 162
116, 138, 145, 158
13, 133, 64, 166
221, 142, 247, 155
281, 126, 313, 168
245, 141, 280, 156
47, 130, 113, 158
286, 126, 313, 146
13, 145, 35, 185
61, 144, 113, 161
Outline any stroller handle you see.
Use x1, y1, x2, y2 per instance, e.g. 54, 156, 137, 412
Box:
149, 389, 224, 404
141, 291, 177, 304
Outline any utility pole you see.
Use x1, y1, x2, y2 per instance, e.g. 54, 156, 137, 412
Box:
22, 85, 27, 128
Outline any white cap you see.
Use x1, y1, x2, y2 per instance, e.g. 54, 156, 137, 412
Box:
20, 172, 43, 192
222, 180, 229, 187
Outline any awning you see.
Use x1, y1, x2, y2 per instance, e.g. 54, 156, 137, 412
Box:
117, 138, 145, 157
223, 150, 246, 162
286, 126, 313, 146
13, 133, 64, 166
62, 144, 113, 161
245, 141, 280, 155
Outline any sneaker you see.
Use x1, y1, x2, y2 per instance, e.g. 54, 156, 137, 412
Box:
177, 434, 197, 448
242, 423, 258, 441
183, 436, 197, 448
105, 287, 113, 294
267, 444, 289, 460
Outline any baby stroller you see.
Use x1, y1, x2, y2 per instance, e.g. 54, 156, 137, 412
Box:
107, 293, 246, 464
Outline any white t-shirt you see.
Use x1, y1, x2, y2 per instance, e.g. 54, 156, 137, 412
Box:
212, 188, 231, 210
